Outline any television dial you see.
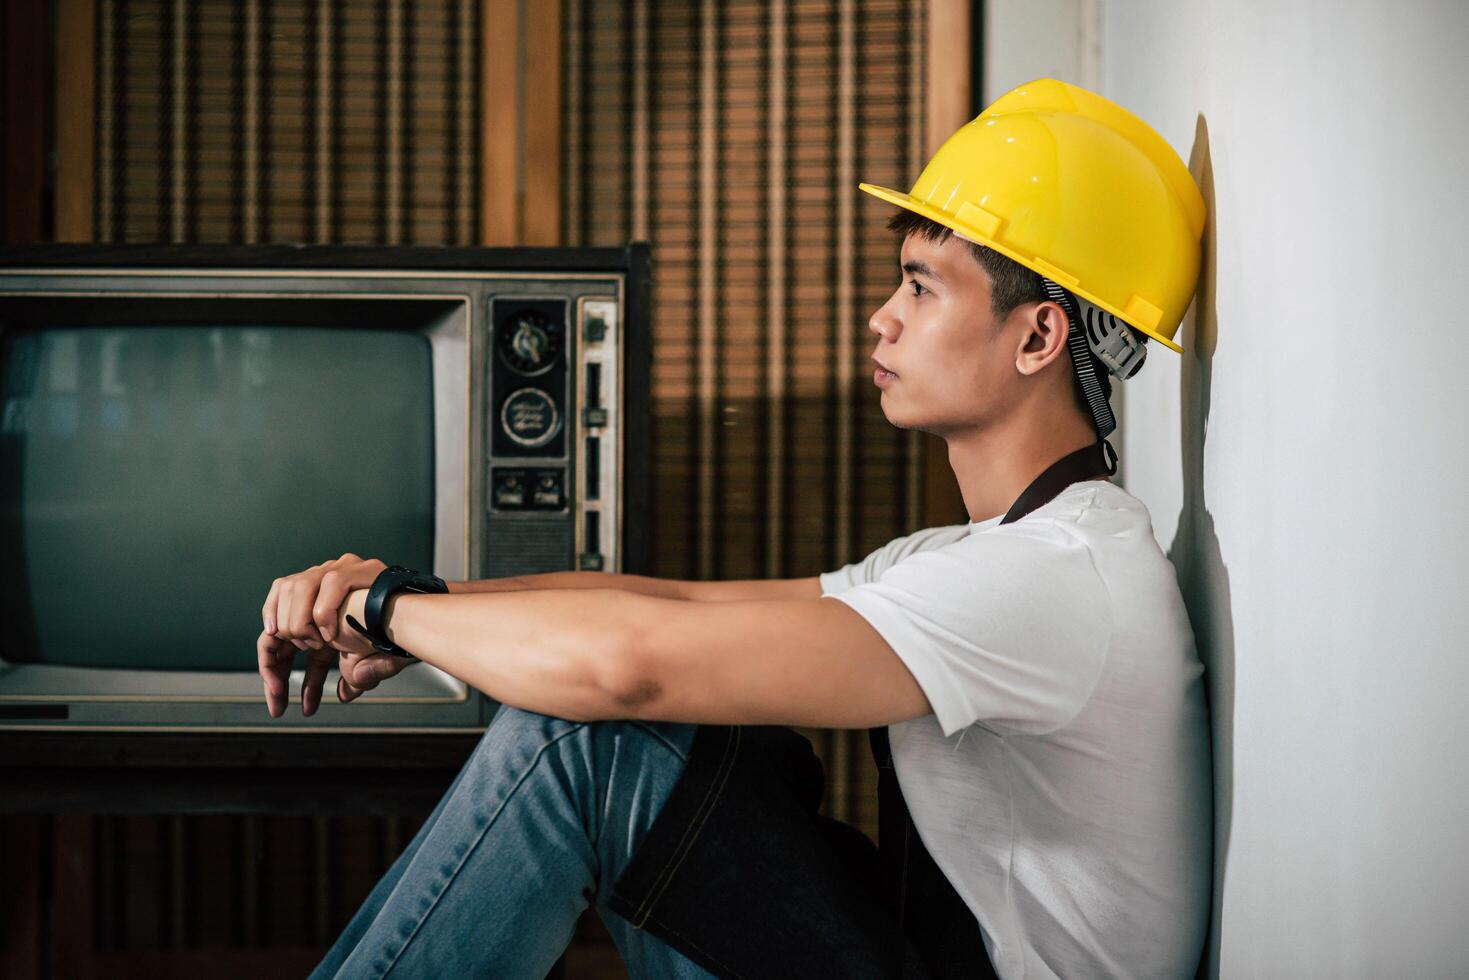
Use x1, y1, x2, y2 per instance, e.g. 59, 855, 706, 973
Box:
497, 310, 563, 376
500, 387, 561, 448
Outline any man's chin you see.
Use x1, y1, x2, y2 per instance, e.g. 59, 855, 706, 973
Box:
880, 411, 932, 435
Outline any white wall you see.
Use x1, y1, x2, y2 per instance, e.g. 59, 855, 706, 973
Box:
984, 0, 1098, 94
988, 1, 1469, 976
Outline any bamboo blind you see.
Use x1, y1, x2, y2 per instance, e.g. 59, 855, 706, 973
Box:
565, 0, 928, 583
95, 0, 478, 244
563, 0, 932, 834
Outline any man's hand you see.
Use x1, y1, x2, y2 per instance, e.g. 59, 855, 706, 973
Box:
258, 583, 419, 717
261, 552, 387, 649
259, 553, 386, 717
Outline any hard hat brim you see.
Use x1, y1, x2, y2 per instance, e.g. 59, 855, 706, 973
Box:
859, 180, 1187, 355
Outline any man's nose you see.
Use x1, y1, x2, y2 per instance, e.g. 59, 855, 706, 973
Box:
869, 302, 899, 340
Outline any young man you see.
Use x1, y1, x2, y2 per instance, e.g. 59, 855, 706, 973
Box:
262, 78, 1211, 979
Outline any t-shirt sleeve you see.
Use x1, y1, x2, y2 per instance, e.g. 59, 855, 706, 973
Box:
818, 524, 972, 595
822, 524, 1112, 738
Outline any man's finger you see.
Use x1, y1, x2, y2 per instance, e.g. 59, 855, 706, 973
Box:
257, 629, 295, 719
312, 569, 345, 644
300, 645, 335, 716
361, 654, 414, 692
338, 652, 362, 702
337, 653, 378, 694
283, 580, 326, 648
338, 673, 363, 703
337, 654, 390, 700
276, 584, 294, 639
261, 577, 284, 635
357, 657, 394, 691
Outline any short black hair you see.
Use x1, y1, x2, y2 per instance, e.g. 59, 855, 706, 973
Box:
886, 209, 1049, 319
885, 208, 1112, 425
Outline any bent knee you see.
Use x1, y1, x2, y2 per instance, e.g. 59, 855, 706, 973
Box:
488, 705, 694, 762
487, 703, 590, 737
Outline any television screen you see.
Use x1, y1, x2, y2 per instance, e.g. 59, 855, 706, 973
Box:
0, 325, 435, 671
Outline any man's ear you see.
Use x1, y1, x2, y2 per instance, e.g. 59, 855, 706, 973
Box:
1014, 300, 1072, 377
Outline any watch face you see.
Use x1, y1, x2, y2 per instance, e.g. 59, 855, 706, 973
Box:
497, 310, 563, 376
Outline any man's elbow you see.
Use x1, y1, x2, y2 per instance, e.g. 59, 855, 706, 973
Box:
594, 620, 664, 719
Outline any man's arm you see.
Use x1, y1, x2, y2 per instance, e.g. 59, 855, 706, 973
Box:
447, 571, 821, 602
369, 588, 929, 730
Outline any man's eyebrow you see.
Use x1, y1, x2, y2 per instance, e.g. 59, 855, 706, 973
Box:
902, 259, 944, 283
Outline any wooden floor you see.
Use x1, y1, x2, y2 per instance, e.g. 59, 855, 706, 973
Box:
0, 813, 636, 979
554, 910, 632, 979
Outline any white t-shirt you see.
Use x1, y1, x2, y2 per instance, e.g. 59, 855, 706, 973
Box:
819, 479, 1212, 980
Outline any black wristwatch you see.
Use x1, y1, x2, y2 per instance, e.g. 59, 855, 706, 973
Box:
345, 565, 448, 659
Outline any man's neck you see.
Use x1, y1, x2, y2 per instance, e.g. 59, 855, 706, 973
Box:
946, 408, 1106, 524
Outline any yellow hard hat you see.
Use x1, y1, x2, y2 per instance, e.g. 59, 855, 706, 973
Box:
859, 77, 1205, 354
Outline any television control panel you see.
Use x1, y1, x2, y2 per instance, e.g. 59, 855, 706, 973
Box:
480, 293, 624, 579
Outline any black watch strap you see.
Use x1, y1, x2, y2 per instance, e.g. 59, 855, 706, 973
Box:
345, 565, 448, 659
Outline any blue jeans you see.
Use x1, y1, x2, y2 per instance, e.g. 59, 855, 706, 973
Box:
307, 704, 718, 979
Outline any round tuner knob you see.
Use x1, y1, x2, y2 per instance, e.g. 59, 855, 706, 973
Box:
497, 310, 563, 376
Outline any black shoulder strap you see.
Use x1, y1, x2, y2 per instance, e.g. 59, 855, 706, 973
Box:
1000, 438, 1116, 525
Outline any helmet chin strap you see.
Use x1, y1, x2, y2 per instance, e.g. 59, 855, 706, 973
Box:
1038, 277, 1117, 442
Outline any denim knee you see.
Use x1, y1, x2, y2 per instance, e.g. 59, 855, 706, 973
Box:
482, 704, 699, 862
486, 703, 697, 765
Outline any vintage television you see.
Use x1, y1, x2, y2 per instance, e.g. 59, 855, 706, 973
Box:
0, 244, 650, 736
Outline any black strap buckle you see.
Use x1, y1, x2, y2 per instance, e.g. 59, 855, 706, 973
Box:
344, 565, 447, 659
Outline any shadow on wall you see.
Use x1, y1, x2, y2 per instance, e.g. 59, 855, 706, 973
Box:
1169, 114, 1235, 980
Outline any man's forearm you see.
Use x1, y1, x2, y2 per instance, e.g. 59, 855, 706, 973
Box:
446, 570, 689, 600
445, 571, 821, 603
379, 588, 650, 721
